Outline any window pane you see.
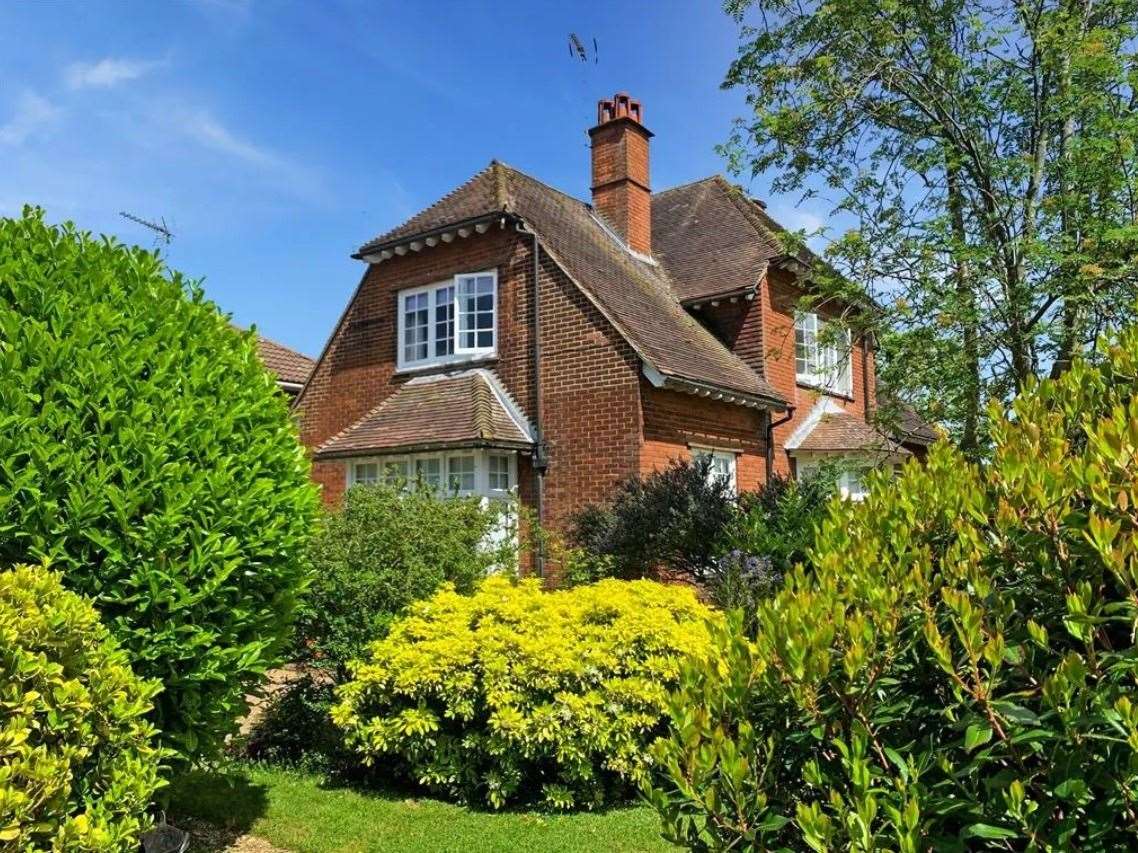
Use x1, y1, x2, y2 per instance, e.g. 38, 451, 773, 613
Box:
415, 457, 441, 490
434, 286, 454, 356
456, 274, 495, 352
383, 460, 408, 485
447, 456, 475, 493
488, 454, 511, 491
353, 462, 379, 485
403, 292, 429, 363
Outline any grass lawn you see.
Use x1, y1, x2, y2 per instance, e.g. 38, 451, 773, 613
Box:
168, 764, 676, 853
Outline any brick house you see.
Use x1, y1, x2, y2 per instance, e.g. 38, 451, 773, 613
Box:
294, 93, 932, 578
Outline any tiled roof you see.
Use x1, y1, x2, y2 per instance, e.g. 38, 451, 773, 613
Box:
315, 370, 533, 458
652, 176, 781, 302
255, 334, 315, 386
787, 402, 909, 456
876, 382, 939, 445
358, 163, 785, 407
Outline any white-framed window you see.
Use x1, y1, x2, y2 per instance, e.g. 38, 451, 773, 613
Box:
346, 449, 516, 500
796, 456, 872, 501
838, 468, 868, 501
692, 447, 738, 495
397, 272, 497, 370
351, 461, 380, 486
415, 457, 442, 491
795, 312, 852, 396
447, 455, 476, 495
487, 454, 512, 493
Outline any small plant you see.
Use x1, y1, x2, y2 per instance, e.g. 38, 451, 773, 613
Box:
0, 209, 319, 761
0, 564, 164, 852
570, 459, 735, 581
703, 549, 782, 625
333, 576, 716, 810
296, 482, 514, 675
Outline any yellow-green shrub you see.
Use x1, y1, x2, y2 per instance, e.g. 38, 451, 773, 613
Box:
0, 565, 164, 851
333, 576, 715, 810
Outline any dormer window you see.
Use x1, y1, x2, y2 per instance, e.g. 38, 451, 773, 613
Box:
398, 271, 497, 369
795, 312, 852, 396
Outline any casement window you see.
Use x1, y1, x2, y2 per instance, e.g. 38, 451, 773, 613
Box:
797, 457, 872, 501
397, 272, 497, 369
351, 461, 380, 486
446, 455, 476, 495
838, 468, 868, 501
795, 312, 852, 396
487, 453, 512, 493
692, 447, 738, 495
346, 449, 516, 499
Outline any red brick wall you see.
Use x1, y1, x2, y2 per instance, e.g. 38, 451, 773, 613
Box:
758, 269, 877, 475
294, 228, 644, 582
590, 120, 652, 255
640, 383, 769, 492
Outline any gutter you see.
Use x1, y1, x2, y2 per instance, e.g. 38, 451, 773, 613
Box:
515, 220, 547, 579
765, 406, 796, 485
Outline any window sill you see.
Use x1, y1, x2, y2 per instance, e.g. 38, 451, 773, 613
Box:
796, 381, 854, 403
395, 354, 498, 377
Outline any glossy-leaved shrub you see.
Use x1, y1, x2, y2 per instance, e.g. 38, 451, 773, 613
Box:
647, 323, 1138, 850
0, 564, 164, 852
296, 482, 514, 675
333, 576, 716, 810
0, 209, 319, 760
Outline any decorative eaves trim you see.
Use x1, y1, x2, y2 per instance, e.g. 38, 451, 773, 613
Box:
642, 364, 786, 411
353, 212, 515, 262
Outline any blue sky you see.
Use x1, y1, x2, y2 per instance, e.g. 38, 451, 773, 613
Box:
0, 0, 827, 357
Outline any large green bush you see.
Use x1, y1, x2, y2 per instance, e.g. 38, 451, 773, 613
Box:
0, 564, 164, 852
647, 325, 1138, 849
0, 209, 319, 760
333, 576, 716, 810
297, 482, 514, 674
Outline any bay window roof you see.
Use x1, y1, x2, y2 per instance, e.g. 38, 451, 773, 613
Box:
314, 369, 533, 459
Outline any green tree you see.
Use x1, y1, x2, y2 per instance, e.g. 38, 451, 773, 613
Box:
0, 208, 319, 761
723, 0, 1138, 454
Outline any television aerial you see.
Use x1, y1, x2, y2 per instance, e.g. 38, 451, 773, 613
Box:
119, 210, 174, 246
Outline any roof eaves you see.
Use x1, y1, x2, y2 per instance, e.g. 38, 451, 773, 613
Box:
354, 211, 515, 260
314, 437, 534, 461
681, 282, 759, 308
642, 364, 787, 411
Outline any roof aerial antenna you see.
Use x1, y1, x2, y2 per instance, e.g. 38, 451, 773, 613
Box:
569, 33, 588, 62
119, 210, 174, 246
568, 33, 600, 145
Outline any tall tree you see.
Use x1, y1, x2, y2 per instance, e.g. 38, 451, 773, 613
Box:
722, 0, 1138, 454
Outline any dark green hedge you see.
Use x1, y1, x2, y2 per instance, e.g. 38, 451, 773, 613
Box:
0, 208, 319, 761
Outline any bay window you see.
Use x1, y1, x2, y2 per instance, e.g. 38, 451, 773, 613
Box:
398, 272, 497, 369
795, 312, 852, 396
347, 449, 516, 499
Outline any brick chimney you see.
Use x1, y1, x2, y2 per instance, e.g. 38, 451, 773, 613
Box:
589, 93, 653, 256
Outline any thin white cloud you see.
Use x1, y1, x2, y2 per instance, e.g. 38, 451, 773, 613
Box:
176, 107, 283, 168
0, 92, 59, 146
161, 104, 324, 201
65, 57, 160, 90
